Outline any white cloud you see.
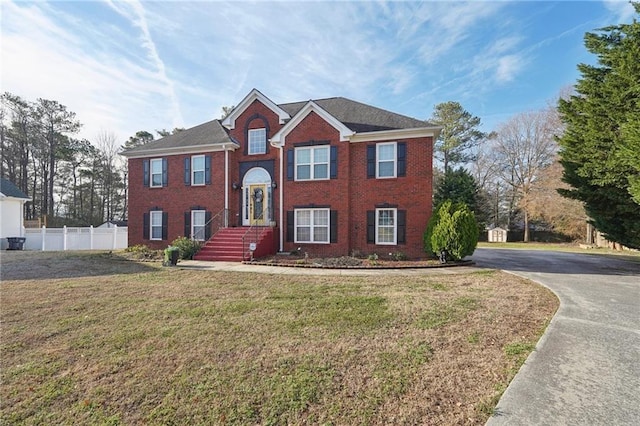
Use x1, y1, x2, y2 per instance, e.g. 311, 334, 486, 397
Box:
602, 0, 637, 22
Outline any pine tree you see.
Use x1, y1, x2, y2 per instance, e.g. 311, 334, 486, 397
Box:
557, 4, 640, 249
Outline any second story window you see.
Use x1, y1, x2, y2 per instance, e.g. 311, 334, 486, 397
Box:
192, 155, 205, 185
377, 142, 397, 178
150, 158, 164, 187
295, 146, 329, 180
248, 128, 267, 155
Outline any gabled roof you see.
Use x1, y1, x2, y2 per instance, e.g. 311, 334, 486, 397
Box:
121, 119, 237, 158
271, 101, 355, 145
0, 178, 30, 200
222, 88, 290, 130
279, 97, 433, 133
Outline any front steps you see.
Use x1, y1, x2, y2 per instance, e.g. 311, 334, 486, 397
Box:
193, 227, 275, 262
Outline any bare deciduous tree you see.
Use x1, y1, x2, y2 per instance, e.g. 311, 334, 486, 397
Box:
492, 108, 559, 242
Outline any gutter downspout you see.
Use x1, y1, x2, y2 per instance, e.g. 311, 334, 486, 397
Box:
277, 144, 284, 252
224, 146, 229, 227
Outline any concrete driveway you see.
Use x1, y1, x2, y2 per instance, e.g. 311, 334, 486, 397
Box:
472, 248, 640, 426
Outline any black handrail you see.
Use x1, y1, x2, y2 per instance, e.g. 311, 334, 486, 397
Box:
241, 206, 271, 261
194, 208, 228, 241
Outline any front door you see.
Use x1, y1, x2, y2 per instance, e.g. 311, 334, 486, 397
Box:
247, 184, 268, 226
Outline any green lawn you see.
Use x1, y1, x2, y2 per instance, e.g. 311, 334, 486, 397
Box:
1, 252, 558, 425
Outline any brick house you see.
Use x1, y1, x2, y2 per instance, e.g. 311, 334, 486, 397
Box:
121, 89, 440, 261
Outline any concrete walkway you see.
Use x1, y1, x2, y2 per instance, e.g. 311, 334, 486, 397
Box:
473, 248, 640, 426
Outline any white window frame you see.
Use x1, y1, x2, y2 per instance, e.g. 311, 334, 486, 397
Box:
248, 128, 267, 155
376, 142, 397, 179
191, 155, 205, 186
295, 146, 330, 181
150, 158, 164, 188
376, 208, 397, 245
294, 208, 330, 244
191, 210, 206, 241
150, 210, 163, 240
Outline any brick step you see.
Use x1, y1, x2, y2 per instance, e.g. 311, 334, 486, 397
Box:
194, 227, 275, 262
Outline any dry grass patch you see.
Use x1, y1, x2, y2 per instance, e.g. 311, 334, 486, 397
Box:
1, 252, 557, 425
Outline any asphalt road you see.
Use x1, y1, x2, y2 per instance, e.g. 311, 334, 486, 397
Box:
472, 248, 640, 426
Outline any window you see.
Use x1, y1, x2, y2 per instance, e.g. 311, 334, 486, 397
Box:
295, 146, 329, 180
377, 142, 396, 178
150, 211, 164, 240
295, 209, 329, 243
191, 210, 206, 241
376, 208, 397, 245
248, 128, 267, 155
191, 155, 205, 185
150, 159, 164, 187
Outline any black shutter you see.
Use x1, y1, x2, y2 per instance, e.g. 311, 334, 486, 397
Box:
184, 212, 191, 237
143, 212, 150, 239
205, 155, 212, 185
184, 158, 191, 185
367, 145, 376, 178
162, 158, 168, 187
330, 146, 338, 179
162, 212, 168, 240
143, 159, 150, 187
397, 142, 406, 177
330, 210, 338, 243
366, 210, 375, 243
286, 211, 294, 242
397, 210, 406, 244
287, 149, 294, 181
205, 211, 212, 240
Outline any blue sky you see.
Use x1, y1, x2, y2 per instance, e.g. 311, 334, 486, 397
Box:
1, 1, 636, 143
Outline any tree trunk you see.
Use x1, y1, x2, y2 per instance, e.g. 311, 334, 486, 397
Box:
523, 209, 530, 242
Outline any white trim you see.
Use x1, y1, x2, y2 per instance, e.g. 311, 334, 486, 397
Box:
150, 158, 164, 188
376, 142, 397, 179
191, 210, 206, 241
222, 88, 290, 130
248, 128, 267, 155
349, 126, 441, 143
294, 208, 330, 244
294, 145, 330, 181
270, 101, 355, 146
150, 210, 163, 241
191, 154, 206, 186
375, 208, 397, 245
121, 142, 238, 159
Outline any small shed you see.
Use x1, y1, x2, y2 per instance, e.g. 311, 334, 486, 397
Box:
488, 227, 508, 243
0, 178, 30, 249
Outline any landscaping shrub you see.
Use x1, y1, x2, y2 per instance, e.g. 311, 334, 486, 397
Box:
170, 236, 202, 260
425, 200, 479, 261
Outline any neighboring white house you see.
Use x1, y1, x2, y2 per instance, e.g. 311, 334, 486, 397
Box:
0, 178, 30, 249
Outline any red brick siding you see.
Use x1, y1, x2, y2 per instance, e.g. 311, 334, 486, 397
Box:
127, 152, 226, 249
281, 112, 351, 257
127, 99, 433, 258
348, 137, 433, 259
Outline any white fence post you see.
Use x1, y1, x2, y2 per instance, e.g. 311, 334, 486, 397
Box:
90, 225, 94, 250
63, 225, 67, 251
112, 225, 118, 250
41, 226, 46, 251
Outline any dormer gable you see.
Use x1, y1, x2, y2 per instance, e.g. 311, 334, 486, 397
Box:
270, 100, 354, 146
222, 89, 290, 130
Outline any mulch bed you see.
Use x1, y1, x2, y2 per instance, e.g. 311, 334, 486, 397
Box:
246, 255, 473, 269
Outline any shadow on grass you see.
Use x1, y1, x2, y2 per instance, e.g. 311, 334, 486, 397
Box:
0, 250, 160, 281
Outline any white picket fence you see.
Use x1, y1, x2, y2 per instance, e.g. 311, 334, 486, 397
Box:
23, 226, 128, 251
